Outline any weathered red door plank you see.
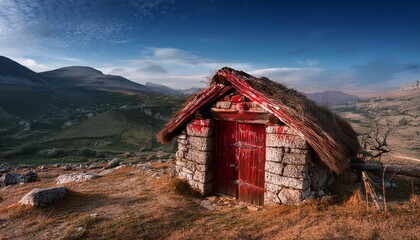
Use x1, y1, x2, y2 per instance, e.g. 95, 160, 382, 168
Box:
236, 123, 265, 206
214, 120, 237, 197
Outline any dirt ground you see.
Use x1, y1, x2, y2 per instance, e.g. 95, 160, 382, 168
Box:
0, 162, 419, 240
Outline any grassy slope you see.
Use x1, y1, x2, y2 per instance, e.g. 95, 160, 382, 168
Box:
0, 89, 184, 165
0, 164, 418, 240
54, 111, 126, 139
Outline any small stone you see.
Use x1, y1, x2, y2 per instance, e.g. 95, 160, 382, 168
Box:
87, 163, 102, 169
56, 173, 99, 184
0, 167, 11, 174
215, 101, 232, 109
317, 190, 325, 197
206, 196, 218, 202
24, 170, 38, 183
247, 206, 260, 212
76, 227, 83, 232
200, 200, 215, 211
106, 158, 121, 169
310, 191, 316, 198
62, 165, 73, 171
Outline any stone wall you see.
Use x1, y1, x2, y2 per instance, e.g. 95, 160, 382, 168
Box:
174, 98, 332, 204
175, 119, 214, 195
264, 124, 312, 205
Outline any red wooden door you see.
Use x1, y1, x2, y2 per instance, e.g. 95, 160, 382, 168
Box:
214, 120, 237, 196
214, 120, 266, 205
236, 123, 266, 205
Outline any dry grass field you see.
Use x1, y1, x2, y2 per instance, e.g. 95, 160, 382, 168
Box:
1, 162, 419, 240
334, 88, 420, 165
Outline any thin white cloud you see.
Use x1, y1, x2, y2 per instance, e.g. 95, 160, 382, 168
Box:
126, 47, 212, 67
14, 58, 52, 72
297, 58, 320, 66
0, 0, 171, 54
54, 57, 86, 64
100, 66, 208, 89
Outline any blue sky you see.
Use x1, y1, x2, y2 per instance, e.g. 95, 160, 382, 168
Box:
1, 0, 419, 96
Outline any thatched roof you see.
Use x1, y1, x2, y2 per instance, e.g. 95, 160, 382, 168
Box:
157, 67, 360, 173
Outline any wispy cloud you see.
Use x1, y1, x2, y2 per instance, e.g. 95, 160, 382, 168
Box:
297, 59, 320, 66
96, 47, 419, 95
141, 64, 167, 74
96, 47, 252, 88
54, 57, 86, 64
0, 0, 171, 53
127, 47, 212, 67
287, 48, 309, 55
14, 58, 51, 72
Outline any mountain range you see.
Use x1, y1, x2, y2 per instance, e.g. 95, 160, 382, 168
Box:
41, 66, 151, 93
145, 82, 202, 96
306, 90, 361, 106
0, 55, 365, 105
1, 55, 418, 164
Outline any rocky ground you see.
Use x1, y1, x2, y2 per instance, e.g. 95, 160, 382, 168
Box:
0, 158, 419, 240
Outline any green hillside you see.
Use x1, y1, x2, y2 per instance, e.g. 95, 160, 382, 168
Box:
0, 90, 184, 165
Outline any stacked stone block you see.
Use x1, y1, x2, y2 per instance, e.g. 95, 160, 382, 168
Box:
175, 119, 214, 195
264, 124, 312, 205
212, 92, 267, 112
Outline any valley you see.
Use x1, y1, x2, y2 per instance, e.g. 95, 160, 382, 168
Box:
0, 56, 183, 166
1, 55, 419, 169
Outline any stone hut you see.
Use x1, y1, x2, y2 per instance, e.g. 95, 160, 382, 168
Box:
158, 67, 359, 205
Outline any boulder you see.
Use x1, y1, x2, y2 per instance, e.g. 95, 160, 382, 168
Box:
24, 170, 38, 183
56, 172, 99, 184
62, 165, 73, 171
0, 166, 10, 174
0, 173, 25, 186
105, 158, 121, 169
87, 162, 102, 169
19, 187, 68, 207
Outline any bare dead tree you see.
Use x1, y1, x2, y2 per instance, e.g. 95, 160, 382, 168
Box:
359, 119, 393, 162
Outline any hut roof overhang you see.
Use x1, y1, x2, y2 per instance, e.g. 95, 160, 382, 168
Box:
157, 67, 360, 173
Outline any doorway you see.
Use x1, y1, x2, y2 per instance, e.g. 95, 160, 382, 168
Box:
214, 120, 266, 205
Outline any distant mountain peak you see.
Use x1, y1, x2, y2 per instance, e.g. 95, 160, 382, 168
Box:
42, 66, 103, 78
145, 82, 202, 96
40, 65, 150, 93
306, 90, 361, 105
0, 55, 56, 89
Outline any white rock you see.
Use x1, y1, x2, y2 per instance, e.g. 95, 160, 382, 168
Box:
87, 163, 102, 169
247, 205, 261, 212
19, 187, 67, 207
200, 200, 215, 211
98, 169, 114, 176
106, 158, 121, 169
56, 173, 99, 184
